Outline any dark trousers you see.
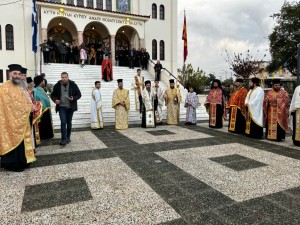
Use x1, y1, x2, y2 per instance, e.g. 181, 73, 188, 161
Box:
129, 58, 134, 69
60, 54, 66, 63
59, 107, 74, 141
139, 95, 143, 113
43, 51, 50, 64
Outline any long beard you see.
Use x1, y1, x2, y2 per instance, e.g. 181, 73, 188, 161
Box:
19, 80, 28, 89
250, 86, 254, 89
10, 77, 21, 85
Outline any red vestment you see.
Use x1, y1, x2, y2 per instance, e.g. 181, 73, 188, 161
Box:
263, 89, 289, 139
101, 59, 113, 81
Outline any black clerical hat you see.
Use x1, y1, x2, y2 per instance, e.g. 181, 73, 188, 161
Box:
251, 77, 260, 84
21, 67, 28, 74
169, 79, 175, 83
117, 79, 123, 83
235, 78, 243, 83
272, 79, 281, 84
34, 75, 44, 86
26, 77, 33, 83
8, 64, 22, 72
145, 80, 151, 85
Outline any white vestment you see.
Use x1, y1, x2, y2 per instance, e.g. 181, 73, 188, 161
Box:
244, 86, 264, 127
289, 85, 300, 130
153, 85, 164, 122
142, 88, 156, 127
131, 75, 144, 111
91, 88, 103, 129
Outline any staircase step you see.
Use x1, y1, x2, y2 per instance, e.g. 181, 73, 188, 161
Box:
43, 64, 209, 129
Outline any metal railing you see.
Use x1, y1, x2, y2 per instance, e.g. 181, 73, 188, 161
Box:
148, 59, 184, 88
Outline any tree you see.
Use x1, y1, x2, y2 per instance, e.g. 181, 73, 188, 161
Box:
178, 64, 209, 94
206, 73, 216, 86
268, 1, 300, 76
224, 50, 267, 79
222, 77, 234, 87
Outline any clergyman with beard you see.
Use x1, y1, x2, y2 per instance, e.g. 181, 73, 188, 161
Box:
0, 64, 36, 172
263, 79, 289, 141
244, 77, 264, 139
205, 79, 226, 128
227, 78, 248, 134
51, 72, 81, 145
164, 79, 182, 125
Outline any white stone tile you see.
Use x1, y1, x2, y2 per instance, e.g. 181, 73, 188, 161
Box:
0, 157, 180, 224
37, 131, 107, 156
118, 125, 212, 144
157, 143, 300, 202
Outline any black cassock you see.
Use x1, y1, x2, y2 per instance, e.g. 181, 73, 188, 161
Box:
209, 104, 224, 129
228, 108, 246, 134
39, 109, 54, 140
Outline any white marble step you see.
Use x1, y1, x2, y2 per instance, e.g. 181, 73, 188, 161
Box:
43, 64, 209, 129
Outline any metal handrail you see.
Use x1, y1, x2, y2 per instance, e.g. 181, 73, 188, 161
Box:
148, 59, 185, 87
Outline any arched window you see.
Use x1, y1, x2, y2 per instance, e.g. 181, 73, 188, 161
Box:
152, 39, 157, 60
0, 25, 2, 50
5, 24, 14, 50
87, 0, 94, 8
77, 0, 84, 6
159, 5, 165, 20
106, 0, 112, 11
152, 4, 157, 19
66, 0, 74, 5
160, 40, 165, 60
96, 0, 103, 9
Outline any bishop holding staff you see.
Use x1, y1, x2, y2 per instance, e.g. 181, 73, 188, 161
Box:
141, 80, 157, 128
164, 79, 181, 125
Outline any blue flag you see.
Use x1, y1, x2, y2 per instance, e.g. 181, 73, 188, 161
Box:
32, 0, 38, 53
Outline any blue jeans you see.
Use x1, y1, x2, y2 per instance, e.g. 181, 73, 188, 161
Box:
59, 107, 74, 141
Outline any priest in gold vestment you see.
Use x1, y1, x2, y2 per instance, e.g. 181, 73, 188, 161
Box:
112, 79, 130, 130
164, 79, 182, 125
0, 64, 36, 172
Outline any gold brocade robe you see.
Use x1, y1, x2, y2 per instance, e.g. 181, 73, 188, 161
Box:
112, 88, 130, 130
164, 88, 182, 125
0, 81, 36, 163
263, 89, 289, 139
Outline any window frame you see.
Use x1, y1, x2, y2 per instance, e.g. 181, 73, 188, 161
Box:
159, 40, 165, 60
5, 24, 14, 50
152, 3, 157, 19
152, 39, 157, 60
159, 5, 165, 20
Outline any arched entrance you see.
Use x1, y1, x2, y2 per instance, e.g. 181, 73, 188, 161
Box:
83, 22, 110, 65
47, 17, 78, 43
115, 26, 140, 50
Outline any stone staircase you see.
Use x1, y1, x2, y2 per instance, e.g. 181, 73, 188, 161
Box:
43, 64, 208, 129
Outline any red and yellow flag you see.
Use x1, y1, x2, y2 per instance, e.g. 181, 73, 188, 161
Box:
182, 11, 188, 63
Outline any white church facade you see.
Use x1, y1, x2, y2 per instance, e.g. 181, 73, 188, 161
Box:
0, 0, 177, 82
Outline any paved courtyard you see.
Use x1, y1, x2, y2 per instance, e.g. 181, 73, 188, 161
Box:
1, 122, 300, 224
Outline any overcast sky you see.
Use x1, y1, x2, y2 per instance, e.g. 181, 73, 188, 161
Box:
177, 0, 292, 80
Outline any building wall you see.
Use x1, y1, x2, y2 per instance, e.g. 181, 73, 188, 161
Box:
0, 0, 36, 81
0, 0, 177, 83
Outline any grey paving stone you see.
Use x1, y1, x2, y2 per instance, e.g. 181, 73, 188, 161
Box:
22, 178, 92, 212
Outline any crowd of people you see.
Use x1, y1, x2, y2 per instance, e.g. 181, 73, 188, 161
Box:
40, 37, 151, 70
0, 64, 55, 172
4, 62, 300, 173
205, 77, 300, 146
92, 69, 194, 130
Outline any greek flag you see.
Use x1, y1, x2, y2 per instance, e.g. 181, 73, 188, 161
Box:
32, 0, 38, 53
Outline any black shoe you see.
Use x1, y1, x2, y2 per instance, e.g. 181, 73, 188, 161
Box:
60, 140, 67, 145
67, 138, 71, 144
